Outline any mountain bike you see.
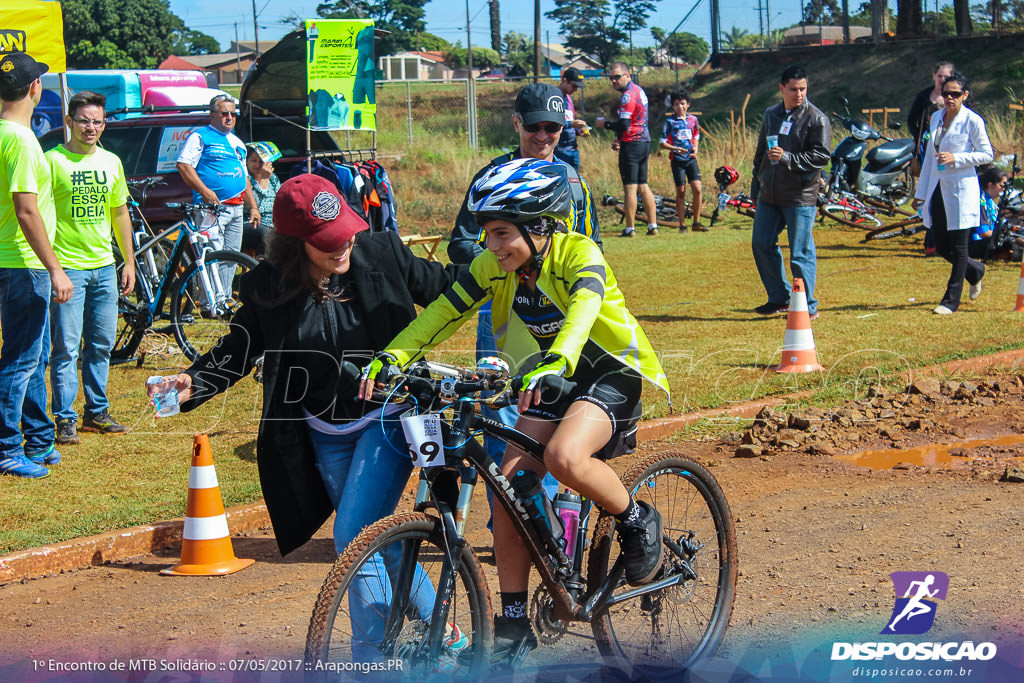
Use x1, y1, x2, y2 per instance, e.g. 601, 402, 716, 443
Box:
111, 201, 257, 365
601, 193, 712, 229
305, 359, 737, 680
818, 189, 884, 229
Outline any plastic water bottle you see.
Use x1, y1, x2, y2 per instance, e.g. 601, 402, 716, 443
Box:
147, 376, 180, 418
552, 490, 582, 558
511, 470, 563, 548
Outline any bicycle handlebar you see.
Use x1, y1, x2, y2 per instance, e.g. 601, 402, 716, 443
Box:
342, 359, 577, 411
165, 202, 230, 217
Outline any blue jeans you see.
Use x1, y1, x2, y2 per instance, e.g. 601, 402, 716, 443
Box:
49, 265, 118, 421
751, 202, 818, 314
553, 146, 580, 171
0, 268, 53, 457
477, 307, 559, 530
308, 418, 435, 660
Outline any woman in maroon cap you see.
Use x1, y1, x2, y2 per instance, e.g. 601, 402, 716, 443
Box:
146, 174, 461, 657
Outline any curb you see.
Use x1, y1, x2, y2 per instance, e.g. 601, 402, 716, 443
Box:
4, 348, 1023, 583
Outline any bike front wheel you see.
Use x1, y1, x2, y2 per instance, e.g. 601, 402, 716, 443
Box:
589, 452, 738, 679
169, 250, 257, 361
305, 512, 492, 681
821, 201, 883, 228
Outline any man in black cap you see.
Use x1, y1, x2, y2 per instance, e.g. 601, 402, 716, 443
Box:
0, 52, 74, 479
446, 81, 602, 661
553, 67, 589, 171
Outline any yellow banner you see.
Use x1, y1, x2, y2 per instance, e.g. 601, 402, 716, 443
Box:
0, 0, 66, 73
305, 19, 375, 131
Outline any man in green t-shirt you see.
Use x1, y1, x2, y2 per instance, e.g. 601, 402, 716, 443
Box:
46, 91, 135, 445
0, 53, 73, 479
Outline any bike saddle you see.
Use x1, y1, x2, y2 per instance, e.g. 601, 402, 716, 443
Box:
865, 138, 914, 167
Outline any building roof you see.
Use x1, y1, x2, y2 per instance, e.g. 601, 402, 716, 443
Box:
783, 25, 873, 41
159, 52, 252, 69
228, 40, 279, 54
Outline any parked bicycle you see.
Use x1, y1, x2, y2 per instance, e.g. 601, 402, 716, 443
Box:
601, 193, 714, 229
709, 166, 756, 226
111, 198, 257, 365
305, 359, 737, 679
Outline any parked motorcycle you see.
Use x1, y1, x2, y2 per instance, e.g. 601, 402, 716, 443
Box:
825, 97, 916, 208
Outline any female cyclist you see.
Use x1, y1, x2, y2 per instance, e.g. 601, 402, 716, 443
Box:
359, 158, 671, 661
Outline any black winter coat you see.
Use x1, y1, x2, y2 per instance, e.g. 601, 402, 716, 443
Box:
180, 231, 460, 555
750, 100, 831, 207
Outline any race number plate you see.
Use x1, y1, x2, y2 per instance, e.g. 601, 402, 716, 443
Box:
400, 413, 445, 468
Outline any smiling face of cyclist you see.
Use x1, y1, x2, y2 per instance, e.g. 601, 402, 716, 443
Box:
484, 219, 542, 272
513, 113, 560, 160
304, 236, 356, 278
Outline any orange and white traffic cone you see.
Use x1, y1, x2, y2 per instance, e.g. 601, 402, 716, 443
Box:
1015, 261, 1024, 312
775, 278, 824, 373
162, 434, 254, 576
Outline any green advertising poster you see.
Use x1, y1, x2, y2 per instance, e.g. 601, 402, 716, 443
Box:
305, 18, 376, 131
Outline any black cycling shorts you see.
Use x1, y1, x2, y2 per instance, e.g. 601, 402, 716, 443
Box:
671, 157, 701, 186
522, 364, 643, 434
618, 141, 650, 185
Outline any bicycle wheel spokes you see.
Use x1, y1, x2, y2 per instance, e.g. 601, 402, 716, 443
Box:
306, 513, 491, 681
170, 251, 256, 361
590, 453, 737, 678
821, 201, 883, 229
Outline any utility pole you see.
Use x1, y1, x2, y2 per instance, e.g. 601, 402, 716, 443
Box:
709, 0, 721, 66
234, 23, 242, 82
758, 0, 765, 48
533, 0, 541, 83
251, 0, 260, 56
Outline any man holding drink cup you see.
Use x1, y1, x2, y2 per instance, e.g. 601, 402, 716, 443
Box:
749, 66, 831, 319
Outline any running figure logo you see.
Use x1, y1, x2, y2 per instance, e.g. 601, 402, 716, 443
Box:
882, 571, 949, 635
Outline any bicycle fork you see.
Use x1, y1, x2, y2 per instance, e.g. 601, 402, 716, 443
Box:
189, 237, 228, 313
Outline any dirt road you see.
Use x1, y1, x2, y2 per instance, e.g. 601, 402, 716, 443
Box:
2, 373, 1024, 682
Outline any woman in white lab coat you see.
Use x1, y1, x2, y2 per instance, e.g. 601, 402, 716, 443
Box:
915, 72, 993, 314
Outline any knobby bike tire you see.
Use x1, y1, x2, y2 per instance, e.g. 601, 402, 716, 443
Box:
305, 512, 492, 681
820, 203, 884, 229
588, 452, 737, 679
612, 202, 715, 230
169, 250, 257, 361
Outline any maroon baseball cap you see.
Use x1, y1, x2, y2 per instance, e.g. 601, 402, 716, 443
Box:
273, 174, 368, 252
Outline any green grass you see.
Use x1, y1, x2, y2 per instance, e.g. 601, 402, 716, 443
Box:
3, 207, 1022, 554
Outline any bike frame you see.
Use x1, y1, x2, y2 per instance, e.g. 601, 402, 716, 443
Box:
382, 392, 696, 662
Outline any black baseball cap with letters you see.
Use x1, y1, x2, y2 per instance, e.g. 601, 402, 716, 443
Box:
0, 52, 49, 89
514, 83, 566, 126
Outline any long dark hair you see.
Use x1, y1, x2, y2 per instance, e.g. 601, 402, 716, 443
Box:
264, 230, 350, 304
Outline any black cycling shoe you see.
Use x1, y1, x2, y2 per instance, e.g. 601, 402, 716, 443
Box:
491, 616, 537, 667
617, 500, 664, 586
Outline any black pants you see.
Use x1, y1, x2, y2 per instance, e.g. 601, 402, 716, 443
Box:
930, 188, 984, 311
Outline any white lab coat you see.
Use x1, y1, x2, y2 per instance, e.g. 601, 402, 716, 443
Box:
915, 105, 993, 230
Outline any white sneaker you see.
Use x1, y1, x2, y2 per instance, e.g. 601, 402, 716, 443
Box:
933, 305, 954, 315
969, 282, 982, 300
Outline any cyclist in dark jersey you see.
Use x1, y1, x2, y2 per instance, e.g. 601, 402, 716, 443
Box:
598, 63, 659, 236
361, 159, 670, 663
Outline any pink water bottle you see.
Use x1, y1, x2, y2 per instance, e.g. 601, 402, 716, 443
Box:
552, 490, 582, 558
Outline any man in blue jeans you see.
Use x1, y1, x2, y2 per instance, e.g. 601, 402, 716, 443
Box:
0, 53, 74, 479
46, 90, 136, 444
749, 66, 831, 319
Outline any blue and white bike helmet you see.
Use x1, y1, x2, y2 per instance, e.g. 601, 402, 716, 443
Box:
468, 158, 572, 235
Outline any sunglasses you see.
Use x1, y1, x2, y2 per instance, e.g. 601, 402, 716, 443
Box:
941, 90, 964, 99
523, 122, 562, 134
609, 74, 625, 81
72, 118, 105, 127
216, 110, 237, 118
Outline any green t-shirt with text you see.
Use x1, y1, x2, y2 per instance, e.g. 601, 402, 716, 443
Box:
0, 120, 56, 269
46, 144, 129, 269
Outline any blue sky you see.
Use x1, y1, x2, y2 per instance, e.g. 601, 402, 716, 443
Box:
168, 0, 917, 54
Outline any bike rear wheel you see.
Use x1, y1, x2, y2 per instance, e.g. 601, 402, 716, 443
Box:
169, 250, 257, 361
589, 452, 737, 678
863, 218, 925, 242
612, 196, 684, 229
821, 201, 883, 228
305, 512, 492, 681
